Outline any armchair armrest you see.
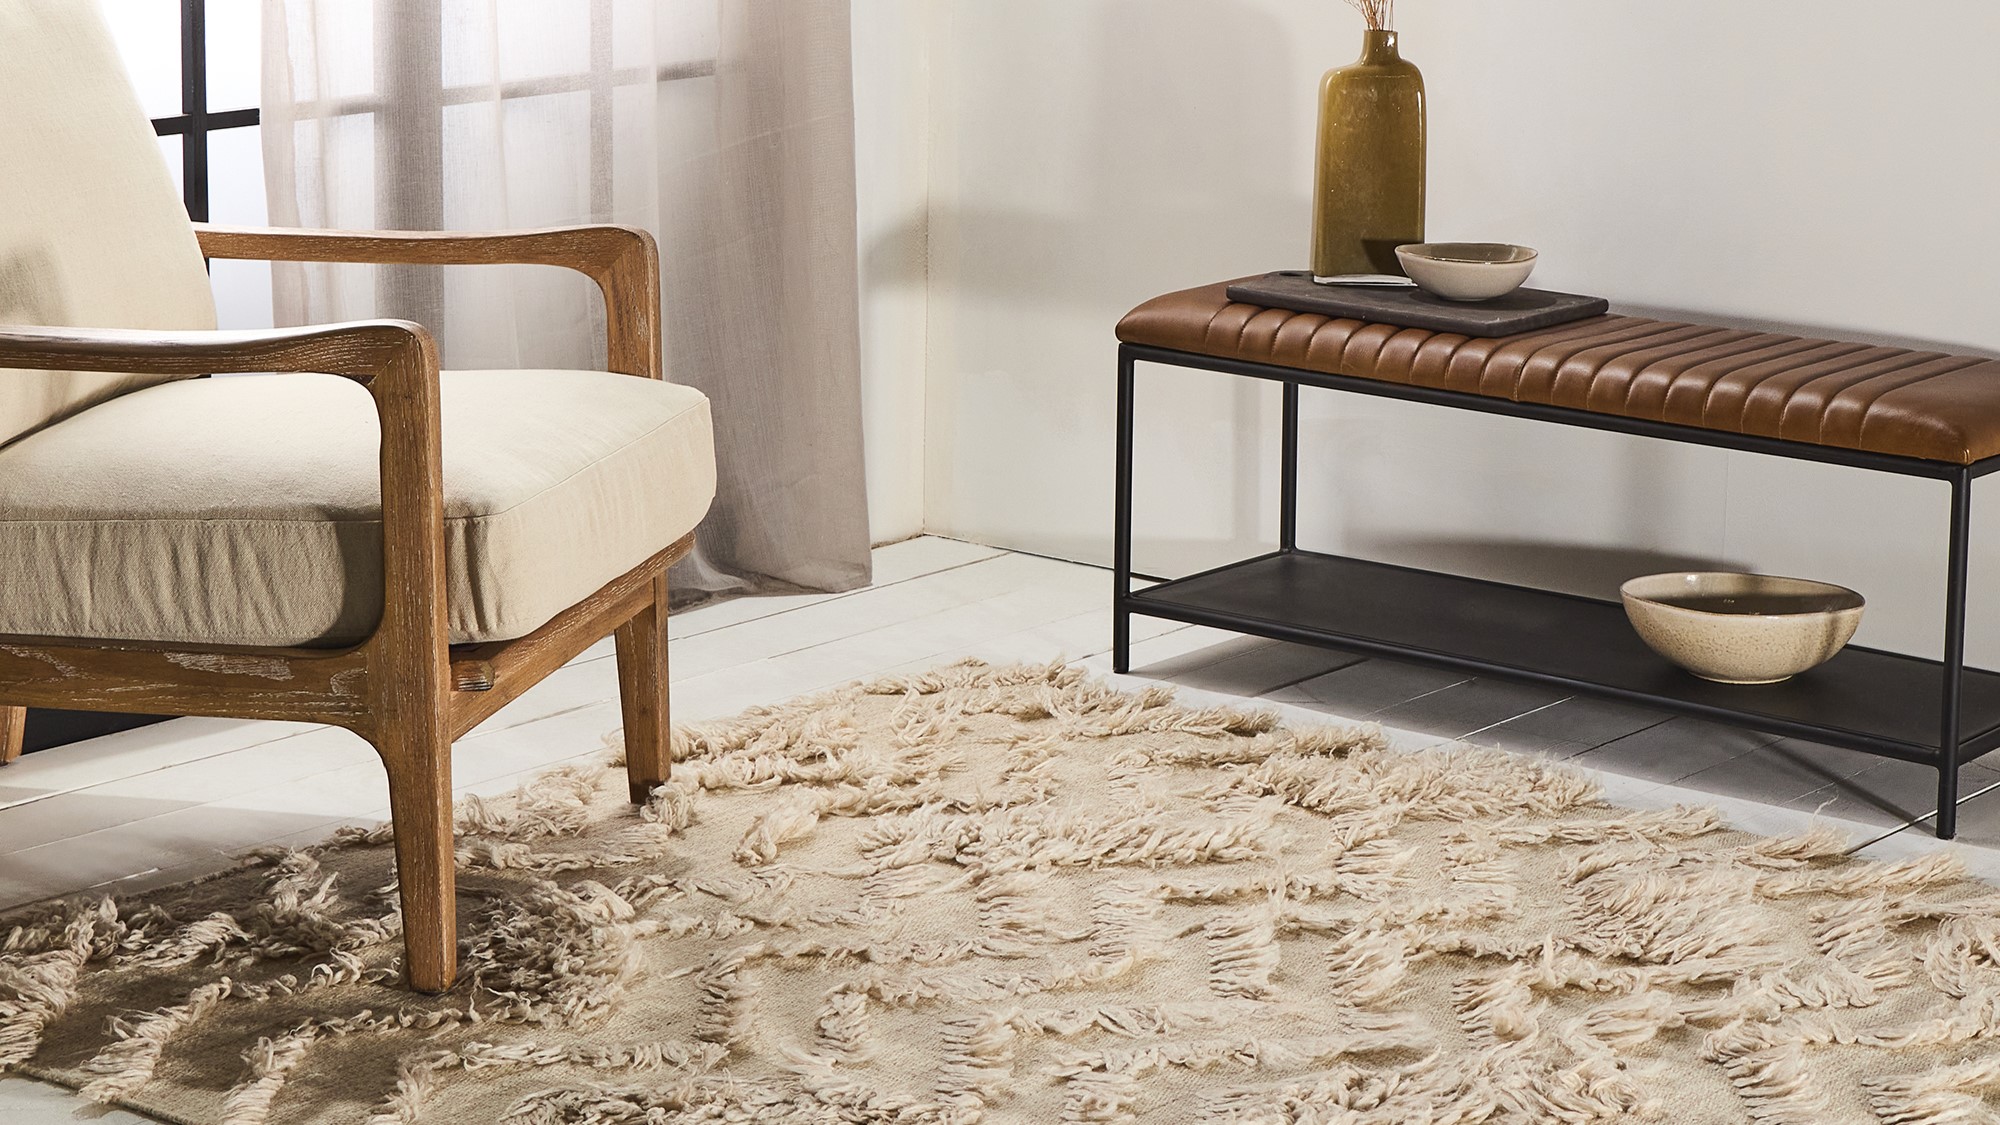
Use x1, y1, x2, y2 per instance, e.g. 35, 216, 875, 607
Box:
193, 223, 662, 380
0, 320, 431, 381
0, 321, 450, 666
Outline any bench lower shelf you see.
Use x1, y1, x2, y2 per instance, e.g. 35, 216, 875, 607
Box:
1123, 549, 2000, 766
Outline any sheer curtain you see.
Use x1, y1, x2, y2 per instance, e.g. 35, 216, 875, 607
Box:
259, 0, 872, 600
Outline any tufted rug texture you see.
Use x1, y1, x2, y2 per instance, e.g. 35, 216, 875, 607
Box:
2, 661, 1999, 1124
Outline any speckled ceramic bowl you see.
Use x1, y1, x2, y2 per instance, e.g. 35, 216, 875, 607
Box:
1620, 572, 1865, 685
1395, 242, 1537, 301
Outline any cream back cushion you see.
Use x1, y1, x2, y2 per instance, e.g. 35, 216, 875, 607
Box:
0, 0, 218, 448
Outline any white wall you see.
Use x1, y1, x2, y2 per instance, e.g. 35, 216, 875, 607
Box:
912, 0, 2000, 665
852, 0, 932, 546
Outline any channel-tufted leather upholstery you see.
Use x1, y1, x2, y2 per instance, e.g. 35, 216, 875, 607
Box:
1118, 281, 2000, 465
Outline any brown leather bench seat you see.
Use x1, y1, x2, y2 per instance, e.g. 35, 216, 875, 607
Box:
1118, 280, 2000, 465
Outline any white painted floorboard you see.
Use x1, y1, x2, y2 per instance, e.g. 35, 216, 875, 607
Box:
2, 534, 1993, 1121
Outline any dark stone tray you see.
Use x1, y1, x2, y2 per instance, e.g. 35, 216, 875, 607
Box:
1226, 270, 1610, 337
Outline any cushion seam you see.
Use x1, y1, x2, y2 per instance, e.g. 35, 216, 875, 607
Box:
0, 387, 708, 525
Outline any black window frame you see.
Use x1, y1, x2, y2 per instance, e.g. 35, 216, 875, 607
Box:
148, 0, 260, 223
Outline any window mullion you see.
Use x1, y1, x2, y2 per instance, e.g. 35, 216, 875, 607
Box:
180, 0, 209, 221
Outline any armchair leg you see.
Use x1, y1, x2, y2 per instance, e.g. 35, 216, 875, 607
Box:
375, 725, 458, 993
0, 707, 22, 764
615, 574, 673, 805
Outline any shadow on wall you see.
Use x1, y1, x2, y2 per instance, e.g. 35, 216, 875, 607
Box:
1059, 530, 1744, 609
863, 0, 1309, 303
876, 0, 1326, 577
1348, 538, 1747, 603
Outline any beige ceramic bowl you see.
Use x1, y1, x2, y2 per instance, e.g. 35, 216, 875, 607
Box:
1620, 572, 1865, 685
1395, 242, 1538, 301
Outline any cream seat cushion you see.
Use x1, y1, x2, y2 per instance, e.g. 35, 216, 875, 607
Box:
0, 369, 715, 647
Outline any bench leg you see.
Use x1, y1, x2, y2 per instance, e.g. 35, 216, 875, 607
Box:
1939, 762, 1961, 839
1113, 347, 1135, 674
1937, 469, 1973, 840
616, 573, 673, 805
1280, 380, 1300, 552
0, 707, 22, 765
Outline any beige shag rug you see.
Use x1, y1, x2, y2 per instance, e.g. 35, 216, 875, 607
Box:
2, 662, 1999, 1124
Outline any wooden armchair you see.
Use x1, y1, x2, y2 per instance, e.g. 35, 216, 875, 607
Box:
0, 2, 714, 991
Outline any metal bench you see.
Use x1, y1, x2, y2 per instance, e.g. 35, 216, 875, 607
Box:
1115, 280, 2000, 837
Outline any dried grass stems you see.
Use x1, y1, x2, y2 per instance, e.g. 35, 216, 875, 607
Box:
1345, 0, 1396, 31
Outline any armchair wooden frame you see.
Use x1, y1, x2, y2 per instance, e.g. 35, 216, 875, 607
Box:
0, 223, 691, 992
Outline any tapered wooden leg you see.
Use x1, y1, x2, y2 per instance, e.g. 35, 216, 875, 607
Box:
0, 707, 24, 765
615, 574, 672, 805
376, 727, 458, 992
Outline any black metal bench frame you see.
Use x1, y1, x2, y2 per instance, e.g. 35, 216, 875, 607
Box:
1112, 341, 2000, 838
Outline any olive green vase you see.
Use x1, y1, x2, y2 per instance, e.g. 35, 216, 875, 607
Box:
1310, 30, 1426, 280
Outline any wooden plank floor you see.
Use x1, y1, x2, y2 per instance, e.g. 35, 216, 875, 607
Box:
4, 534, 1998, 1121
